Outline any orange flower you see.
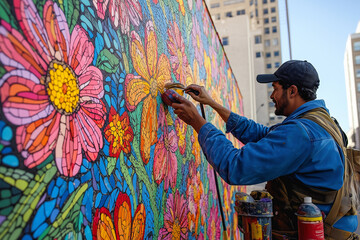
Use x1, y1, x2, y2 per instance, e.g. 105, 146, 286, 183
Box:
124, 21, 171, 164
93, 192, 146, 240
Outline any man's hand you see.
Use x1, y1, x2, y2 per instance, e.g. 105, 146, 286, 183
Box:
185, 84, 215, 106
171, 93, 207, 133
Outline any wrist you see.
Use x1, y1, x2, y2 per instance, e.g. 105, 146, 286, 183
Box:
191, 116, 207, 133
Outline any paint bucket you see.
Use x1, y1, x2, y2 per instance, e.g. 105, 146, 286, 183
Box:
235, 191, 273, 240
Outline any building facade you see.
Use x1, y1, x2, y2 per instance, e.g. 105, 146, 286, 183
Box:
208, 0, 284, 125
345, 21, 360, 148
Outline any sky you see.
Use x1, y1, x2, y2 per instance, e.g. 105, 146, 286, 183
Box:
278, 0, 360, 133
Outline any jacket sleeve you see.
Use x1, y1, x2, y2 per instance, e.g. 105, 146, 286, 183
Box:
198, 121, 312, 185
225, 112, 270, 144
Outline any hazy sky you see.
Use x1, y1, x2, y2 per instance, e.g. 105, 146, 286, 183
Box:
278, 0, 360, 132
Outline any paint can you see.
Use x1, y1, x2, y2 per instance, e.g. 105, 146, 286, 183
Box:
235, 191, 273, 240
296, 197, 324, 240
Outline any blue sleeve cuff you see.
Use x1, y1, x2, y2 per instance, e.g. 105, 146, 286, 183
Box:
198, 122, 217, 145
226, 112, 241, 133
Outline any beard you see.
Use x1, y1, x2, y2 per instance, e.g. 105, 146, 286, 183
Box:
274, 90, 289, 116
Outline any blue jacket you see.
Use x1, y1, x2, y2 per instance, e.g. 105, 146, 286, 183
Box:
198, 99, 357, 232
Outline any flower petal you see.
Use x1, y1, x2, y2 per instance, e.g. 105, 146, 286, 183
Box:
124, 74, 150, 111
93, 0, 109, 20
92, 208, 117, 240
55, 115, 82, 176
74, 109, 103, 161
156, 54, 171, 93
80, 99, 106, 128
43, 1, 70, 62
19, 110, 60, 168
108, 0, 120, 28
0, 23, 47, 77
78, 66, 104, 99
131, 203, 146, 240
153, 137, 166, 185
14, 0, 52, 62
119, 1, 130, 34
114, 193, 132, 240
140, 96, 157, 164
130, 31, 150, 80
69, 25, 95, 76
145, 21, 157, 77
1, 70, 54, 126
127, 0, 143, 26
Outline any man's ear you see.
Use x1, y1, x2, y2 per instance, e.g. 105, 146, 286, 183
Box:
289, 85, 298, 96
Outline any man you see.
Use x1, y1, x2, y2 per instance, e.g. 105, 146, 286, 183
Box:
171, 60, 358, 239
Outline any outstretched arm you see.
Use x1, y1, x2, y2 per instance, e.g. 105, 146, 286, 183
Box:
185, 84, 231, 123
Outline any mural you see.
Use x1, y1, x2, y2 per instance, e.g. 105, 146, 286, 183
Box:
0, 0, 245, 238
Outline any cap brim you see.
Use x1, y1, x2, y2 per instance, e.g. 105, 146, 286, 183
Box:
256, 74, 279, 83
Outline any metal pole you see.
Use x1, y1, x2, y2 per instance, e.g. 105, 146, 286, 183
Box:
285, 0, 292, 60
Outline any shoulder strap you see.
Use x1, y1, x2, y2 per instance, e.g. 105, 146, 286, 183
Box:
300, 108, 348, 226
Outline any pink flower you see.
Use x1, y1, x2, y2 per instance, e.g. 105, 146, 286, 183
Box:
158, 190, 189, 239
207, 205, 221, 240
93, 0, 142, 34
167, 21, 188, 85
0, 0, 106, 176
153, 105, 178, 189
191, 16, 204, 68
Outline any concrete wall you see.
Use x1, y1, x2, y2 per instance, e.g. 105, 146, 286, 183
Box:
0, 0, 245, 239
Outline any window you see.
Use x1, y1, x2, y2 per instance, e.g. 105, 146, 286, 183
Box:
274, 51, 280, 56
265, 40, 270, 47
255, 9, 258, 17
263, 8, 268, 14
264, 27, 270, 34
215, 13, 220, 20
222, 37, 229, 46
224, 0, 246, 5
226, 11, 233, 17
357, 69, 360, 78
250, 11, 254, 18
263, 0, 267, 3
356, 55, 360, 65
272, 26, 277, 33
256, 52, 261, 58
267, 63, 272, 69
211, 3, 220, 8
250, 0, 253, 5
265, 52, 271, 58
354, 41, 360, 51
275, 62, 280, 68
272, 38, 278, 46
264, 18, 269, 24
237, 9, 245, 15
255, 35, 262, 44
357, 82, 360, 92
270, 0, 275, 2
271, 16, 276, 22
271, 7, 276, 13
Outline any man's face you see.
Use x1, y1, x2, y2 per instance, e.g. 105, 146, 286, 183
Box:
270, 81, 289, 116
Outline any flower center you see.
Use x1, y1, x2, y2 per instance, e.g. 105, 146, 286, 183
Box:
172, 218, 181, 240
109, 117, 125, 148
46, 60, 80, 115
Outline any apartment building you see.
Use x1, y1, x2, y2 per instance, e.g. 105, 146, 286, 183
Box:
345, 21, 360, 149
208, 0, 283, 126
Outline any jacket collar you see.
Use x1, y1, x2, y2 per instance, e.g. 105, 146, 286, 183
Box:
284, 99, 329, 123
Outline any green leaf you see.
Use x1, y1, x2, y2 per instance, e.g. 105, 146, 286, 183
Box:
61, 0, 80, 33
0, 0, 19, 30
107, 156, 117, 175
96, 49, 120, 73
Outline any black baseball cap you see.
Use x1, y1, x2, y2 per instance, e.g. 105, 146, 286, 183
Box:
256, 60, 320, 89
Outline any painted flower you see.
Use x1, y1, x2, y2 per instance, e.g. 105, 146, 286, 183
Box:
207, 165, 217, 198
186, 161, 207, 235
191, 131, 201, 167
109, 0, 142, 34
0, 0, 106, 176
191, 16, 203, 68
158, 190, 189, 239
153, 105, 178, 189
167, 21, 188, 85
175, 118, 186, 155
104, 107, 134, 159
207, 205, 221, 240
93, 192, 146, 240
203, 50, 212, 90
93, 0, 142, 34
125, 21, 171, 164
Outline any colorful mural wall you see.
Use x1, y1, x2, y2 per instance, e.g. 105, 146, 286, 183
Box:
0, 0, 245, 238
